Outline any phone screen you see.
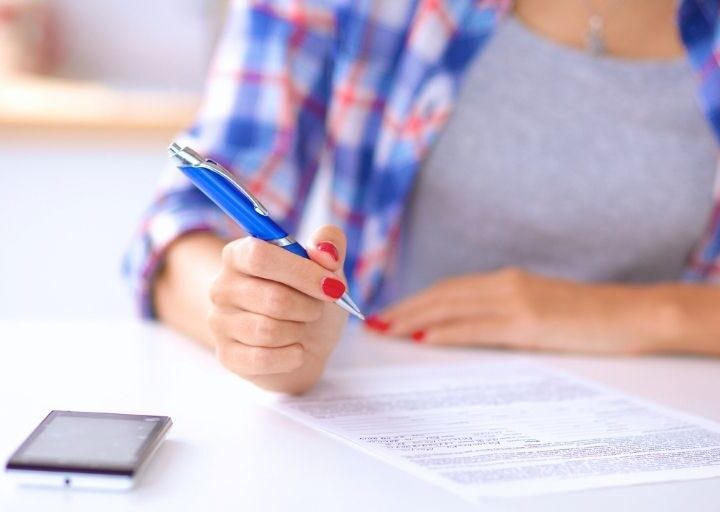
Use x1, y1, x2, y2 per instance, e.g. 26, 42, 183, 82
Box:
7, 411, 172, 475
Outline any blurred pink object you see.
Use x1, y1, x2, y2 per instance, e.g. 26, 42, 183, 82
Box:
0, 0, 55, 75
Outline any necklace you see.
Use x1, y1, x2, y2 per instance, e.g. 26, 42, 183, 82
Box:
582, 0, 622, 57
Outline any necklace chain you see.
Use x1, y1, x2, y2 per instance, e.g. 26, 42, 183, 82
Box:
582, 0, 623, 57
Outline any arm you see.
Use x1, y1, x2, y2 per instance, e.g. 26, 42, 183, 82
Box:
370, 269, 720, 356
154, 232, 225, 349
124, 1, 342, 391
647, 283, 720, 356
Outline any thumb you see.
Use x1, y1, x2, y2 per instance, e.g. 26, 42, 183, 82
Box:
306, 224, 347, 276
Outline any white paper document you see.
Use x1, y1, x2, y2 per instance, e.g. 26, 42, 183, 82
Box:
264, 362, 720, 500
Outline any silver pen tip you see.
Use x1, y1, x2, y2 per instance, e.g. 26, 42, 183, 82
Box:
337, 293, 365, 321
168, 142, 182, 156
167, 142, 203, 166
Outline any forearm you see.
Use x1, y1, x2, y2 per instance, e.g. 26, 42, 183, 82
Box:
374, 269, 720, 357
153, 232, 226, 348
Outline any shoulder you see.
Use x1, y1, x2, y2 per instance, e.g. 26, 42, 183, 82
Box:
227, 0, 432, 36
228, 1, 508, 47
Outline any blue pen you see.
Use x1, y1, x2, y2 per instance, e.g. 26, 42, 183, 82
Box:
168, 143, 365, 320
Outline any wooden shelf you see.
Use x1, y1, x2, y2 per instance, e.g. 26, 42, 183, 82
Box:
0, 74, 200, 131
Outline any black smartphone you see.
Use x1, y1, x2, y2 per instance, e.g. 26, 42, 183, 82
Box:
5, 410, 172, 490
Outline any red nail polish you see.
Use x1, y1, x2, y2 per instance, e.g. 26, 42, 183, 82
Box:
366, 315, 391, 332
411, 331, 426, 343
316, 241, 339, 262
321, 277, 346, 300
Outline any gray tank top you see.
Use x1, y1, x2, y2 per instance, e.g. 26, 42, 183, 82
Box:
393, 16, 718, 301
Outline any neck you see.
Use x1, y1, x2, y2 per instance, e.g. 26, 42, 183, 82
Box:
513, 0, 685, 60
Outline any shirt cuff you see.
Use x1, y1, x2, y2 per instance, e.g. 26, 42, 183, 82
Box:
123, 205, 239, 319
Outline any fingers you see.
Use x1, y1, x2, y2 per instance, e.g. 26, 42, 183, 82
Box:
212, 275, 324, 322
383, 300, 505, 337
371, 277, 506, 337
208, 228, 351, 387
368, 270, 530, 341
306, 224, 348, 273
377, 285, 458, 331
418, 318, 507, 346
215, 334, 305, 377
225, 237, 347, 302
378, 288, 444, 324
209, 309, 305, 348
378, 273, 506, 322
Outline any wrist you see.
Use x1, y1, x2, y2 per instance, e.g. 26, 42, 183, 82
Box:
557, 280, 719, 357
641, 284, 720, 356
632, 285, 686, 354
580, 283, 684, 355
154, 232, 226, 347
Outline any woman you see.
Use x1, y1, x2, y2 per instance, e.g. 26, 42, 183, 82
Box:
125, 0, 720, 393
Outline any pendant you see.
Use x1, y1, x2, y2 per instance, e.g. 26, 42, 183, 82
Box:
586, 14, 605, 57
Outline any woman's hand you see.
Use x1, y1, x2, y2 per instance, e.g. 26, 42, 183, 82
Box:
208, 226, 349, 394
368, 268, 685, 355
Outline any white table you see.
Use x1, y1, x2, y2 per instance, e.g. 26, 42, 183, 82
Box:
1, 321, 719, 511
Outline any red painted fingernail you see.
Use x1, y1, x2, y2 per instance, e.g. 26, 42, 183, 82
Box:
365, 315, 391, 332
316, 241, 339, 262
321, 277, 346, 299
411, 331, 426, 343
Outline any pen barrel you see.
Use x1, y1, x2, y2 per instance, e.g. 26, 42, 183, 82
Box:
179, 165, 288, 241
172, 146, 364, 320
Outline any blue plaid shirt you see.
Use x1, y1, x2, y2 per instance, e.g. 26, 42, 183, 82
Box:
124, 0, 720, 318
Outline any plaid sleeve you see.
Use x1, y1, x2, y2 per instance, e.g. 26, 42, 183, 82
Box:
679, 0, 720, 283
123, 0, 336, 318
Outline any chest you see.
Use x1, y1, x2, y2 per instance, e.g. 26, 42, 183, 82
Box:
396, 18, 718, 294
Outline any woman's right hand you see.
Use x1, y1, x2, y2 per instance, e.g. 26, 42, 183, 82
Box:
207, 225, 350, 394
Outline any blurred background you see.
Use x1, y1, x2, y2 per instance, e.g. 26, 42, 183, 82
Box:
0, 0, 229, 320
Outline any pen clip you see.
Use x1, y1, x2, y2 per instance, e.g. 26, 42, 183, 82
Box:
168, 143, 270, 217
201, 160, 270, 217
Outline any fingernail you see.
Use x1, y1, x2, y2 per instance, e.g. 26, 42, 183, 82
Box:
316, 241, 339, 262
365, 315, 391, 332
411, 331, 426, 343
321, 277, 346, 300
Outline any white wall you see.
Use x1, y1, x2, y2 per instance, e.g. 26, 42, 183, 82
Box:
0, 130, 329, 321
0, 0, 227, 320
0, 0, 329, 321
0, 131, 168, 320
51, 0, 223, 90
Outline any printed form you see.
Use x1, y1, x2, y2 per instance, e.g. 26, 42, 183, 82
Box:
264, 362, 720, 500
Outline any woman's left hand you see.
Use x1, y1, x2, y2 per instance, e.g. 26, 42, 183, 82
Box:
368, 268, 679, 355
